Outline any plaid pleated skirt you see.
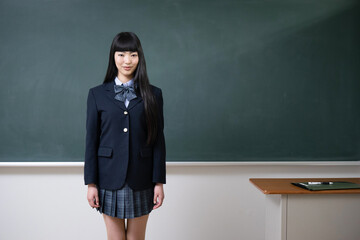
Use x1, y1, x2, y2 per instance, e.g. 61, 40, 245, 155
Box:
96, 183, 154, 219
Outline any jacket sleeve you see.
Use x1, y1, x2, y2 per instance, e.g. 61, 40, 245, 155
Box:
152, 88, 166, 184
84, 89, 100, 185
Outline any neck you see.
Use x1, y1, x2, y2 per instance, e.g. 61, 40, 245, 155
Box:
117, 74, 133, 84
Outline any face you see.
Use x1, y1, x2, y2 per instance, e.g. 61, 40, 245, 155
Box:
114, 51, 139, 80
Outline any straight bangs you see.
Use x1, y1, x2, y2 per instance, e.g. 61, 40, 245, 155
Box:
113, 35, 139, 52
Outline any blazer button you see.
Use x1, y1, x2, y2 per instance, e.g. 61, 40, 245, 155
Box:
123, 128, 128, 132
124, 111, 128, 115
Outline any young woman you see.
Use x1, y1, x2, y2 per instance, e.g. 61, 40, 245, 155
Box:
84, 32, 166, 240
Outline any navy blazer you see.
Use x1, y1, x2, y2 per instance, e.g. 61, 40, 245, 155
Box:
84, 80, 166, 190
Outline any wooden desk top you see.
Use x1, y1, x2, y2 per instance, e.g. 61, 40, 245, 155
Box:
250, 178, 360, 194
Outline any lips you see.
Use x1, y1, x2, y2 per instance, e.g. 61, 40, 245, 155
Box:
123, 66, 132, 71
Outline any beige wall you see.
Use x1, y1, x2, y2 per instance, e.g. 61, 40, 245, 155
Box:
0, 162, 359, 240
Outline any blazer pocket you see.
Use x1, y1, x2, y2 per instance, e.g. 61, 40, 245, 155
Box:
97, 146, 113, 158
140, 147, 153, 158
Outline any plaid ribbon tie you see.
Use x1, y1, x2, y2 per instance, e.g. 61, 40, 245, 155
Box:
114, 84, 137, 102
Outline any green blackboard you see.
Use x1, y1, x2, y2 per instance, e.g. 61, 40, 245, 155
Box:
0, 0, 359, 162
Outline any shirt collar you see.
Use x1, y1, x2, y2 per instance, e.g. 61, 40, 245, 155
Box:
114, 76, 134, 87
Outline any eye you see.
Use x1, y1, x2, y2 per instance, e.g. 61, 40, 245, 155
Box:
118, 53, 124, 57
131, 53, 138, 57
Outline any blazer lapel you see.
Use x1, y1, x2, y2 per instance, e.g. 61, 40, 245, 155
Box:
103, 81, 127, 111
102, 80, 143, 111
127, 96, 143, 110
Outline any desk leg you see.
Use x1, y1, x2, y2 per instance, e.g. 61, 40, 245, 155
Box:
265, 194, 288, 240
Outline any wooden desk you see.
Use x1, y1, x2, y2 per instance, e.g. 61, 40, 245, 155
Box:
250, 178, 360, 240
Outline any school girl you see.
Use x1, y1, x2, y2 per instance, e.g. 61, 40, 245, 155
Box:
84, 32, 166, 240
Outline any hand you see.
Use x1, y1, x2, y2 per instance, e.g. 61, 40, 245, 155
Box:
153, 183, 165, 210
87, 184, 100, 208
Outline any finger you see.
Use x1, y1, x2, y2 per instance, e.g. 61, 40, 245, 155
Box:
88, 199, 95, 208
157, 195, 163, 207
153, 193, 159, 209
153, 193, 158, 204
88, 197, 99, 208
153, 195, 163, 210
153, 201, 160, 210
95, 195, 100, 207
92, 198, 99, 208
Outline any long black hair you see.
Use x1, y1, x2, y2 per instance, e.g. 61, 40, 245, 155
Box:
103, 32, 158, 146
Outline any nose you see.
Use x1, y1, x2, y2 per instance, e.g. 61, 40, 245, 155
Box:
124, 55, 131, 64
